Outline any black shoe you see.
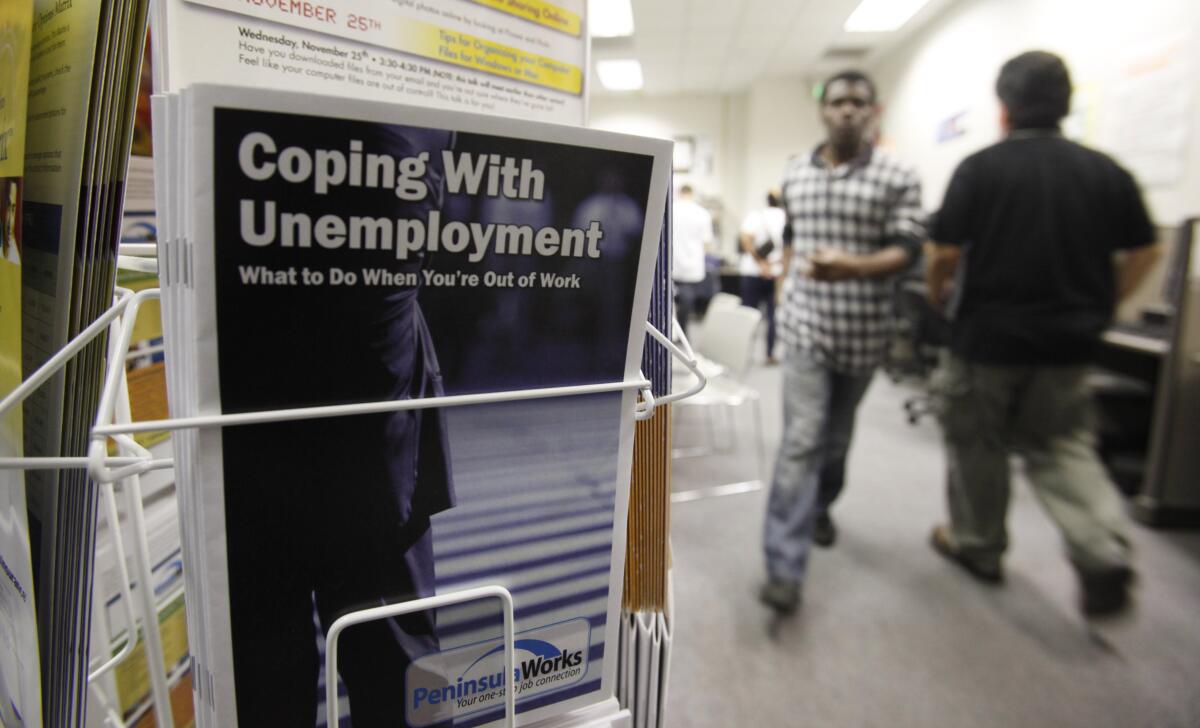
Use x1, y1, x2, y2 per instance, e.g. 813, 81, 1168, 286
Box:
813, 513, 837, 548
759, 578, 801, 614
929, 525, 1003, 584
1080, 565, 1134, 618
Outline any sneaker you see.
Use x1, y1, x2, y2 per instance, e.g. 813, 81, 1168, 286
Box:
929, 524, 1003, 584
813, 513, 837, 548
1080, 565, 1134, 618
759, 578, 801, 614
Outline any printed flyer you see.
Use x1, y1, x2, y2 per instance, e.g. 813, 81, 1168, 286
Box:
166, 85, 670, 727
0, 2, 42, 725
153, 0, 587, 124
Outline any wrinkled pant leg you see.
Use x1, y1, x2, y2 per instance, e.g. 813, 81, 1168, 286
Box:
1014, 366, 1133, 575
316, 518, 441, 728
815, 370, 874, 515
937, 355, 1016, 569
224, 422, 322, 726
763, 352, 833, 584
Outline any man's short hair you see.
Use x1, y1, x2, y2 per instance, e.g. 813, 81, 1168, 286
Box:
679, 184, 693, 195
820, 70, 877, 104
996, 51, 1072, 129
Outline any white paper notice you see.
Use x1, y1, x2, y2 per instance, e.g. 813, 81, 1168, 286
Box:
1107, 37, 1195, 188
156, 0, 587, 125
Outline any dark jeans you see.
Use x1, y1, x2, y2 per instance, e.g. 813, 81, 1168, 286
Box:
673, 280, 706, 341
739, 276, 777, 358
219, 301, 453, 727
225, 415, 441, 727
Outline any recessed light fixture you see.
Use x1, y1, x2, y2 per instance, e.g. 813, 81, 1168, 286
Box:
596, 59, 643, 91
844, 0, 932, 32
589, 0, 635, 38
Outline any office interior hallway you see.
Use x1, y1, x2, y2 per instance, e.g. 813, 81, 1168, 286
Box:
667, 364, 1200, 727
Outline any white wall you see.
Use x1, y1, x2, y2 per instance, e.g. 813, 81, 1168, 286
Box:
589, 93, 737, 252
741, 77, 825, 218
588, 93, 729, 195
871, 0, 1200, 224
589, 81, 824, 257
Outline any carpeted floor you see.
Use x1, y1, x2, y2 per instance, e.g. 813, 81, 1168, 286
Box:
666, 361, 1200, 728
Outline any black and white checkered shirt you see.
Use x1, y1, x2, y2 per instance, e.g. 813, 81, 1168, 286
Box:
778, 144, 925, 375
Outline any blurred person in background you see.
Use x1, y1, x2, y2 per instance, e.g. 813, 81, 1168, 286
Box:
760, 70, 925, 614
672, 183, 714, 339
738, 187, 787, 363
925, 50, 1161, 617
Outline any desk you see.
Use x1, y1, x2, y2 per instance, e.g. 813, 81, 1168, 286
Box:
1096, 310, 1200, 527
1098, 328, 1166, 383
1119, 220, 1200, 527
1134, 279, 1200, 527
1101, 328, 1170, 357
1093, 219, 1200, 527
1093, 328, 1163, 496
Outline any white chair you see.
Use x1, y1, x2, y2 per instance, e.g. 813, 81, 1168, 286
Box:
695, 291, 742, 350
707, 291, 742, 313
672, 304, 768, 485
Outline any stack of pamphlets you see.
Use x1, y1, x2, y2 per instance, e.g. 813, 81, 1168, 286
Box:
20, 0, 151, 721
1, 3, 42, 726
153, 83, 670, 727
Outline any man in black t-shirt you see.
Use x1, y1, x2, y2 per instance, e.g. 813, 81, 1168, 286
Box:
925, 51, 1161, 617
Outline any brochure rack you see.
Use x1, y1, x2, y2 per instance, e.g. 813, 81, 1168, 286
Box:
0, 246, 704, 728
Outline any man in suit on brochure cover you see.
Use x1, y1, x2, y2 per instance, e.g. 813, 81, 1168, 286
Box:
213, 114, 456, 727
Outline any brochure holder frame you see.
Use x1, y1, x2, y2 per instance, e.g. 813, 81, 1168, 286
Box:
0, 250, 704, 728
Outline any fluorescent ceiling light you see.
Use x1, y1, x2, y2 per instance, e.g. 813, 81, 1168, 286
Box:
589, 0, 635, 37
844, 0, 932, 32
596, 59, 643, 91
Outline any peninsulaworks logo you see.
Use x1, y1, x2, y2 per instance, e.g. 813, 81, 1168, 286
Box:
406, 619, 591, 726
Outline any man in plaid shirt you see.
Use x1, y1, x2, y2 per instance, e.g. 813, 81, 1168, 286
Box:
761, 70, 925, 614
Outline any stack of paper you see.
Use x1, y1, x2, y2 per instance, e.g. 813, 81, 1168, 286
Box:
17, 0, 150, 722
616, 580, 673, 728
152, 83, 670, 727
623, 207, 674, 614
1, 3, 41, 726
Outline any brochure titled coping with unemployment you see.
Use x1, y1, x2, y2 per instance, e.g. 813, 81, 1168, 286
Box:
169, 85, 670, 726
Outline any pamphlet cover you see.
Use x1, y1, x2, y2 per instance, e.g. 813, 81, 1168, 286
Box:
174, 85, 670, 727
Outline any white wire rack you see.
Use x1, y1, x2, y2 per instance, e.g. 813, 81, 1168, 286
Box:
0, 244, 704, 728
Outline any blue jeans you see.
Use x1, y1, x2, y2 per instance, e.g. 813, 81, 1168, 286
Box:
764, 350, 873, 584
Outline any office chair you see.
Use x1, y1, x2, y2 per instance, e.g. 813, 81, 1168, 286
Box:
886, 276, 950, 424
672, 304, 768, 484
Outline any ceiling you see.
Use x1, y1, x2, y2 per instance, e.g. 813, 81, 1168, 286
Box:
590, 0, 958, 96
